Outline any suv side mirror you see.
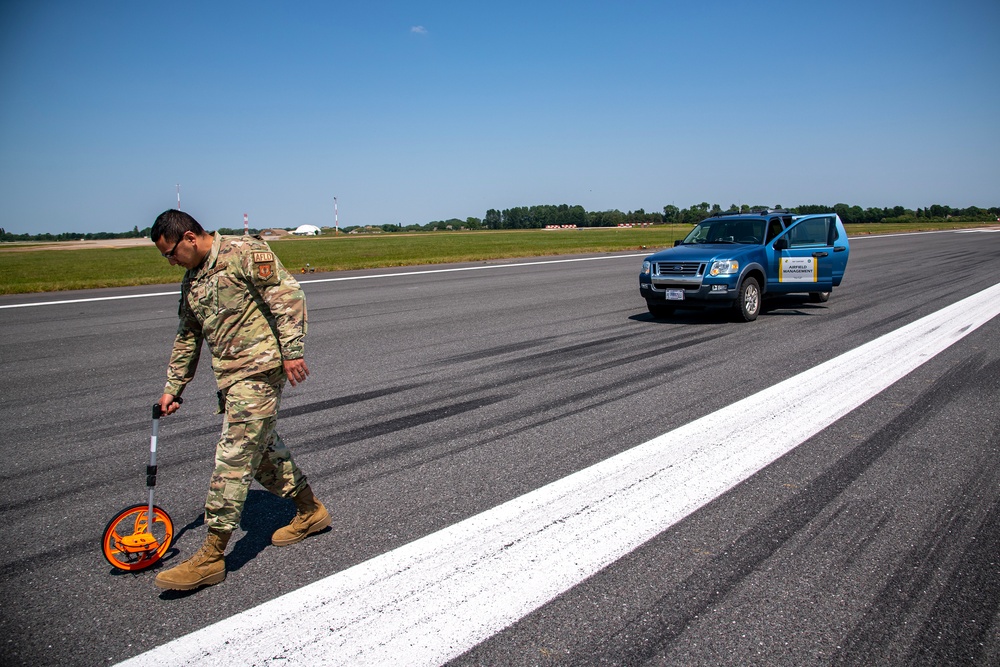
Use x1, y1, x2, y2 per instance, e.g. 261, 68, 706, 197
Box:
773, 238, 789, 251
674, 240, 682, 247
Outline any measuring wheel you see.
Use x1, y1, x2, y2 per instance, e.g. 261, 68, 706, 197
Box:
102, 503, 174, 571
102, 400, 181, 572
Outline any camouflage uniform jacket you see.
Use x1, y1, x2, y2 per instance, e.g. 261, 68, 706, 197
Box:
163, 233, 307, 396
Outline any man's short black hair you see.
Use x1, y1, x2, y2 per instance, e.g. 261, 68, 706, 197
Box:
151, 209, 206, 243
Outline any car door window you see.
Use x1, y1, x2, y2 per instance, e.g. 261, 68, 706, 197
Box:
788, 217, 832, 248
765, 219, 784, 242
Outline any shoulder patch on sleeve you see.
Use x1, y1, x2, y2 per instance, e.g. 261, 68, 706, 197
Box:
253, 251, 275, 263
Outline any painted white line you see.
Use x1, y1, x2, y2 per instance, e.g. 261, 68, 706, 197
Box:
0, 255, 645, 309
298, 253, 647, 285
116, 282, 1000, 667
849, 229, 952, 239
0, 291, 182, 310
847, 228, 999, 239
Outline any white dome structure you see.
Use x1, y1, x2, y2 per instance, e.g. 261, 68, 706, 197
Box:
292, 224, 321, 236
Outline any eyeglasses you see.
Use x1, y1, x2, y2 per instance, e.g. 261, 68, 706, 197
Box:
161, 237, 183, 259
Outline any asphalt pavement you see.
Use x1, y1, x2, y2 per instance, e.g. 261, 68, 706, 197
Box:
1, 230, 998, 666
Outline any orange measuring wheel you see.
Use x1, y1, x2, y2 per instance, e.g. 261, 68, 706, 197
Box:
102, 503, 174, 571
102, 400, 181, 572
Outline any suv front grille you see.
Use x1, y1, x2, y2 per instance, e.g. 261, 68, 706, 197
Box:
653, 261, 704, 277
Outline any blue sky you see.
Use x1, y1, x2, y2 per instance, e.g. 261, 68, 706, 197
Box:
1, 1, 998, 234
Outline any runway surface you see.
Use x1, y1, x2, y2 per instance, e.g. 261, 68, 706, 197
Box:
1, 229, 998, 666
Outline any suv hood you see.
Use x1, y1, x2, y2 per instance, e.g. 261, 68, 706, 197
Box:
645, 243, 761, 263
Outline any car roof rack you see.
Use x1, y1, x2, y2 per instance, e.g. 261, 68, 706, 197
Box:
710, 208, 790, 218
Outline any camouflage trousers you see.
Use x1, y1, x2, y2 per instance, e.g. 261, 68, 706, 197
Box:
205, 367, 306, 534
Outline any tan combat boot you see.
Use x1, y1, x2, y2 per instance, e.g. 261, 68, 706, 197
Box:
272, 484, 331, 546
154, 529, 230, 591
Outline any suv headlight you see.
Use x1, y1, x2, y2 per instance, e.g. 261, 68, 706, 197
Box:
709, 260, 739, 276
641, 260, 651, 276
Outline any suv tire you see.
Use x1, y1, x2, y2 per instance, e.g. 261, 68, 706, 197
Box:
734, 277, 761, 322
809, 291, 830, 303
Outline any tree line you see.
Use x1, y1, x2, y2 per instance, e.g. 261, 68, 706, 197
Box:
368, 202, 1000, 233
0, 225, 151, 243
3, 202, 998, 242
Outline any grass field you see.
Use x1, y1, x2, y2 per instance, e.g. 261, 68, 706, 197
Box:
0, 222, 993, 295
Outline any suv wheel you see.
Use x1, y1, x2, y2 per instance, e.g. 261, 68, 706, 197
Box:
734, 277, 761, 322
809, 291, 830, 303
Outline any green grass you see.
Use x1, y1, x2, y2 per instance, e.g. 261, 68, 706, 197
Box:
0, 222, 993, 294
0, 228, 681, 294
0, 247, 188, 294
274, 227, 684, 269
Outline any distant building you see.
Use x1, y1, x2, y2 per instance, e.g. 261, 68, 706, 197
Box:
292, 224, 321, 236
261, 228, 290, 239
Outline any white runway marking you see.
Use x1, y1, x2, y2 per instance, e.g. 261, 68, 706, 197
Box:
0, 255, 645, 309
297, 253, 649, 285
0, 290, 182, 309
116, 282, 1000, 667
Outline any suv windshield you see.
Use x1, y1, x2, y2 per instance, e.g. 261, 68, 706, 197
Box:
681, 218, 766, 245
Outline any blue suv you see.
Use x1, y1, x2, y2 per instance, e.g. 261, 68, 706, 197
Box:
639, 210, 850, 321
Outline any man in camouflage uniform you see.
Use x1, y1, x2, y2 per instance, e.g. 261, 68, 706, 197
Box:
151, 209, 330, 591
